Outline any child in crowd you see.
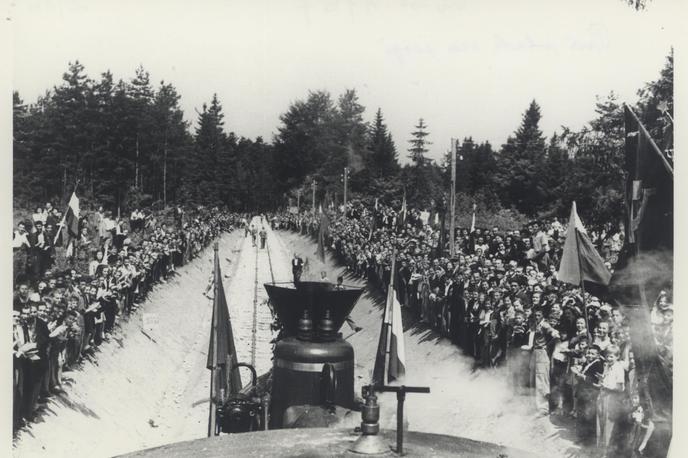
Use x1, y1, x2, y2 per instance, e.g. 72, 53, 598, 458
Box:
596, 345, 626, 457
572, 345, 604, 445
550, 327, 570, 415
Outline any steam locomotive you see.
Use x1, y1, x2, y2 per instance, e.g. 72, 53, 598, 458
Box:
123, 280, 534, 457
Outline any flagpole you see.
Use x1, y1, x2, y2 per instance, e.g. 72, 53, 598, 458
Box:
625, 104, 673, 175
208, 243, 220, 437
372, 250, 396, 387
573, 219, 590, 329
449, 138, 456, 257
385, 252, 397, 383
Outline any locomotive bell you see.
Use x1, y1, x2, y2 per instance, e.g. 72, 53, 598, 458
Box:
264, 281, 364, 428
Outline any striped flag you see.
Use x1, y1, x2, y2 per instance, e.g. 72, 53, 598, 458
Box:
399, 193, 407, 227
54, 191, 80, 246
65, 192, 80, 237
470, 203, 476, 233
372, 254, 406, 385
387, 283, 406, 381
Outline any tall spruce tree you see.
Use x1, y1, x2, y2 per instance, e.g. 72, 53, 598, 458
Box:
128, 65, 155, 193
408, 118, 431, 165
368, 108, 398, 176
50, 61, 93, 201
186, 94, 227, 205
150, 82, 189, 206
495, 100, 547, 216
335, 89, 368, 169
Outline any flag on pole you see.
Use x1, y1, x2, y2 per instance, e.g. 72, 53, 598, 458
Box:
65, 192, 80, 238
387, 281, 406, 382
316, 205, 329, 263
399, 193, 407, 227
207, 245, 242, 402
605, 104, 674, 435
368, 213, 377, 241
372, 254, 406, 384
54, 191, 80, 247
470, 203, 476, 233
557, 202, 611, 287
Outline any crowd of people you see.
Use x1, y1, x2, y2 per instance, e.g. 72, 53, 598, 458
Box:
272, 200, 672, 458
12, 201, 239, 430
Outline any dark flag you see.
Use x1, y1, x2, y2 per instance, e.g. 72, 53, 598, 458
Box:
557, 201, 611, 287
606, 104, 673, 453
610, 105, 673, 335
207, 243, 241, 435
316, 205, 329, 263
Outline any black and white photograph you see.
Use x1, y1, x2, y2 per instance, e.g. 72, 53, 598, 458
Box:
5, 0, 682, 456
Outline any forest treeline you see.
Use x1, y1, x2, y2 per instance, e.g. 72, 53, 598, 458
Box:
13, 52, 672, 232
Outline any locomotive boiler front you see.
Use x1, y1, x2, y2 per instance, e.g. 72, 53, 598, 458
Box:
264, 282, 364, 428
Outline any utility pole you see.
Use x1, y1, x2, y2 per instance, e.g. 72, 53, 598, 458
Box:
342, 167, 349, 216
312, 180, 317, 214
449, 138, 457, 257
163, 123, 168, 208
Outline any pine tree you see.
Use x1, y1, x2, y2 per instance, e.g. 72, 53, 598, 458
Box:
150, 81, 189, 206
187, 94, 228, 205
50, 61, 93, 201
368, 108, 398, 176
495, 100, 547, 216
128, 65, 155, 192
408, 118, 431, 165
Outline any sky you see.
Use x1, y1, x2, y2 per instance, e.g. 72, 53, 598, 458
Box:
9, 0, 682, 163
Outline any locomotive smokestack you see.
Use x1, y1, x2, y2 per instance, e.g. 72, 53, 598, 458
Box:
264, 282, 363, 428
264, 282, 363, 339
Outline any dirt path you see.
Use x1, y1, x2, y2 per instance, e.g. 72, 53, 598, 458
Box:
277, 230, 585, 458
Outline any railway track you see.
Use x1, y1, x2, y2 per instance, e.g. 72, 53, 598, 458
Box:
247, 217, 278, 374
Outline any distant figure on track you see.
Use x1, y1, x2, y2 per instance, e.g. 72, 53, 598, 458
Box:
292, 253, 304, 284
250, 223, 257, 247
259, 227, 267, 249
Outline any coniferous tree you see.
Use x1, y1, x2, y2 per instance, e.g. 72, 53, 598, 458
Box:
185, 94, 227, 205
150, 82, 190, 206
495, 100, 547, 216
408, 118, 431, 165
335, 89, 368, 169
128, 65, 155, 193
50, 61, 93, 201
367, 108, 398, 176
